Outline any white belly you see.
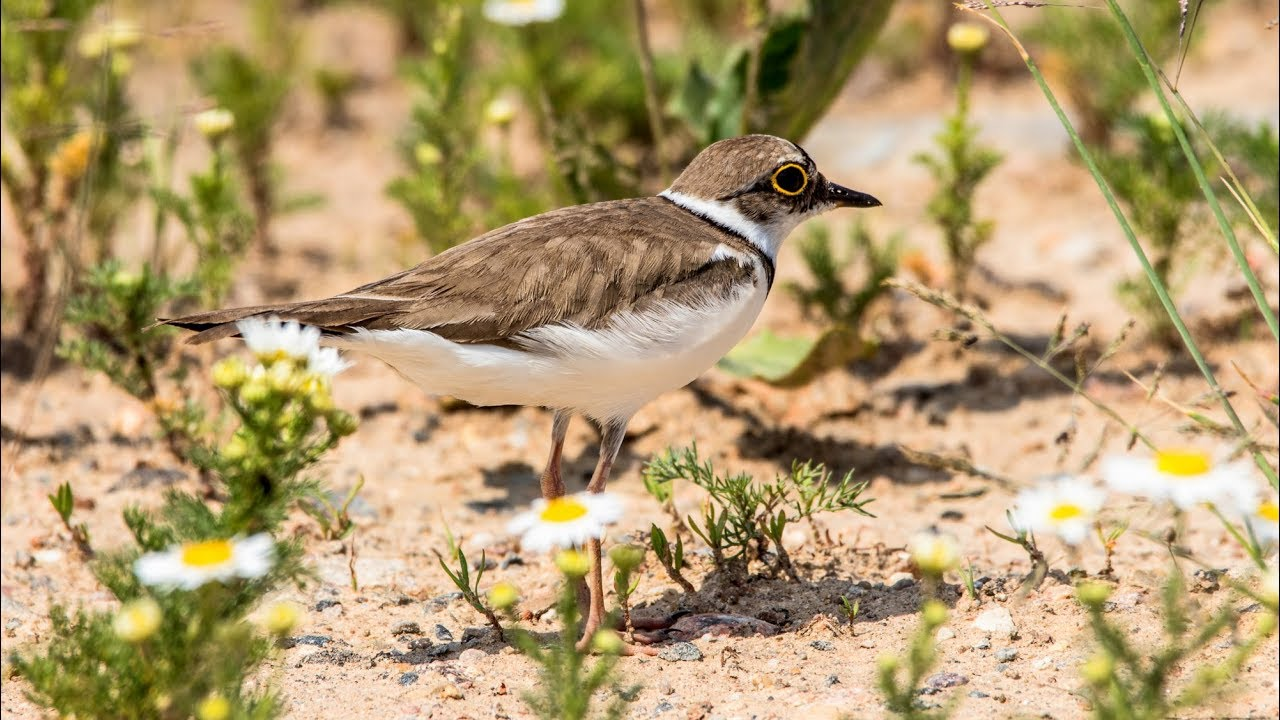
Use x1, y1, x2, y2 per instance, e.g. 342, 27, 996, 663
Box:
330, 269, 768, 422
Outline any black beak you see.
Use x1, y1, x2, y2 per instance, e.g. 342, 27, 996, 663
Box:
825, 181, 881, 209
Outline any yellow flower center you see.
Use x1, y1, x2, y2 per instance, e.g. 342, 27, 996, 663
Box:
1154, 449, 1211, 477
1258, 500, 1279, 523
182, 540, 234, 568
1049, 503, 1085, 522
540, 497, 588, 524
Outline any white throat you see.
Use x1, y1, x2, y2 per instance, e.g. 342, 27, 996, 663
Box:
660, 189, 801, 261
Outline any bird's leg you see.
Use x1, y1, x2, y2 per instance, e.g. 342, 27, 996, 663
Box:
576, 419, 656, 656
539, 410, 572, 500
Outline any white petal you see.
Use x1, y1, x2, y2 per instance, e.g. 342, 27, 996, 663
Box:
232, 533, 275, 579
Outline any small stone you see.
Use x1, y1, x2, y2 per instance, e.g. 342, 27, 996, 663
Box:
657, 680, 674, 695
995, 648, 1018, 662
651, 700, 675, 716
968, 690, 989, 699
398, 672, 419, 686
13, 551, 34, 569
935, 627, 955, 642
392, 620, 422, 636
824, 675, 840, 687
809, 640, 835, 652
859, 640, 876, 649
313, 598, 341, 612
973, 607, 1017, 639
458, 648, 485, 665
433, 681, 464, 700
888, 572, 916, 589
925, 672, 969, 689
658, 642, 702, 662
434, 624, 454, 642
973, 638, 991, 650
1032, 656, 1053, 670
279, 634, 332, 649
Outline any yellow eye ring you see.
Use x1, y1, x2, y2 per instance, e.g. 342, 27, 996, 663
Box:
770, 163, 808, 196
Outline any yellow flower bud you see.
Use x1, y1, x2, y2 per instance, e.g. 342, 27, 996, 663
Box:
1080, 653, 1114, 685
487, 582, 519, 611
414, 142, 443, 167
920, 599, 948, 627
946, 22, 989, 54
908, 531, 960, 576
484, 97, 517, 127
195, 693, 231, 720
221, 435, 249, 462
590, 629, 623, 654
239, 374, 271, 404
608, 544, 645, 574
194, 108, 235, 142
212, 358, 249, 389
50, 130, 96, 183
1076, 581, 1112, 608
555, 549, 590, 578
78, 20, 141, 58
112, 597, 162, 642
877, 654, 899, 673
263, 601, 301, 636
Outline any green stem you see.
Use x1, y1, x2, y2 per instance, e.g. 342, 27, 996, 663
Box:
978, 1, 1278, 489
1105, 0, 1278, 341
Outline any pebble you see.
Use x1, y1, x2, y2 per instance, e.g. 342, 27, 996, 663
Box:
888, 572, 915, 589
398, 672, 419, 686
658, 642, 702, 662
434, 624, 454, 642
809, 640, 834, 652
973, 638, 991, 650
935, 627, 955, 642
1032, 656, 1053, 670
651, 700, 675, 716
657, 680, 674, 695
973, 607, 1017, 639
859, 640, 875, 649
925, 672, 969, 689
824, 675, 840, 687
392, 621, 422, 636
13, 551, 34, 569
969, 690, 990, 699
279, 634, 332, 649
457, 648, 485, 665
432, 682, 463, 700
995, 648, 1018, 662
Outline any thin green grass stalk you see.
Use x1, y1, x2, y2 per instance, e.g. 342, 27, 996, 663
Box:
973, 2, 1278, 489
1104, 0, 1278, 341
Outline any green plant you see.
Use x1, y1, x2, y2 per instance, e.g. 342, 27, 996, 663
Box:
913, 22, 1002, 299
385, 3, 545, 254
1075, 575, 1278, 720
647, 524, 695, 594
642, 444, 873, 581
507, 551, 637, 720
986, 509, 1049, 592
299, 476, 365, 541
788, 220, 901, 329
48, 481, 92, 558
877, 600, 953, 719
1, 4, 147, 333
433, 526, 505, 639
189, 0, 297, 251
12, 327, 358, 719
669, 0, 894, 145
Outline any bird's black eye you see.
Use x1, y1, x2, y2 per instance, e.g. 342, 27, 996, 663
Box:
771, 163, 808, 196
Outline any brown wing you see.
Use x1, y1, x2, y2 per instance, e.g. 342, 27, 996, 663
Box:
163, 197, 760, 345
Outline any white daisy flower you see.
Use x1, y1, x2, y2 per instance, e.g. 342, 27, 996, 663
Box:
307, 346, 351, 378
1011, 475, 1106, 546
483, 0, 564, 26
1235, 490, 1280, 546
237, 316, 321, 365
1101, 447, 1252, 510
508, 491, 623, 552
134, 534, 274, 590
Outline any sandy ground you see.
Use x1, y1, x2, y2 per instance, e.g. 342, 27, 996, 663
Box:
3, 3, 1279, 719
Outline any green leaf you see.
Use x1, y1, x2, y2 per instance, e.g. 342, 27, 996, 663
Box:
717, 326, 874, 387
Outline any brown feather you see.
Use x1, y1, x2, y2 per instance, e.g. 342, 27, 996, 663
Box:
162, 197, 768, 346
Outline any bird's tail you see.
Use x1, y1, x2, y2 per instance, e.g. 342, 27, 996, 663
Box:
158, 296, 401, 345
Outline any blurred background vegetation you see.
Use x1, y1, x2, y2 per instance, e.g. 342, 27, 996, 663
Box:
1, 0, 1276, 400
